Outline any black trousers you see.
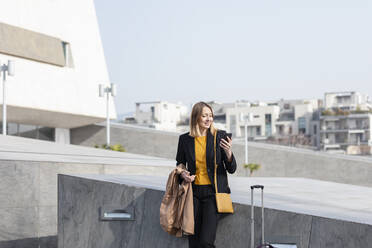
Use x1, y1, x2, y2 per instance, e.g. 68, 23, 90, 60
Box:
189, 184, 218, 248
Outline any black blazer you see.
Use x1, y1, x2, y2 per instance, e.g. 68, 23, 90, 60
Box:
176, 129, 237, 193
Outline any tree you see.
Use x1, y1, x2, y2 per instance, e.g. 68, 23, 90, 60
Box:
243, 163, 261, 177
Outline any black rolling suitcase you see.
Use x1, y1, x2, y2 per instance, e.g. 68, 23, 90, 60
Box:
250, 185, 274, 248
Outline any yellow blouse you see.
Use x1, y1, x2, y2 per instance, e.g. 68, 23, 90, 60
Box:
194, 136, 211, 185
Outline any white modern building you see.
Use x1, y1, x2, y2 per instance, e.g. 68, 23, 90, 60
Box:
324, 91, 372, 111
276, 99, 320, 134
133, 101, 188, 131
320, 113, 372, 154
224, 99, 321, 144
320, 92, 372, 154
0, 0, 116, 143
225, 102, 280, 139
274, 99, 321, 147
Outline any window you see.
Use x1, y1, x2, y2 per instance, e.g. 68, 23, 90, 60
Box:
265, 114, 272, 136
265, 114, 272, 124
337, 96, 351, 104
249, 126, 254, 136
0, 122, 55, 141
62, 41, 74, 67
298, 117, 306, 134
278, 125, 284, 135
256, 126, 261, 136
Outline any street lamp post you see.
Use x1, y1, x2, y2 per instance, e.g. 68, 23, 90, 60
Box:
99, 83, 116, 146
245, 120, 248, 164
241, 112, 253, 164
1, 60, 15, 135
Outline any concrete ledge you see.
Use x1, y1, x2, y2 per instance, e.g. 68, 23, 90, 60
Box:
0, 235, 56, 248
58, 174, 372, 248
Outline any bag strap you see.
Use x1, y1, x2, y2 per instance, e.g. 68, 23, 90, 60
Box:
214, 129, 219, 194
214, 129, 231, 194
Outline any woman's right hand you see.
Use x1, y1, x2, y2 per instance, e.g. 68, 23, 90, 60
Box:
181, 171, 195, 183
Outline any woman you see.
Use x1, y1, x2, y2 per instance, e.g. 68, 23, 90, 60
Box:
176, 101, 237, 248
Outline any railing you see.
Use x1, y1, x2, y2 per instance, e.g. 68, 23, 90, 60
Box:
321, 126, 370, 132
323, 141, 369, 146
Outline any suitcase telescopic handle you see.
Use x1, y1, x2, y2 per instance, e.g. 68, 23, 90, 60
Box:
250, 184, 265, 248
250, 185, 264, 190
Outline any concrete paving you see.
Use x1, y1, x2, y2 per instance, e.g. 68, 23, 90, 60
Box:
73, 174, 372, 226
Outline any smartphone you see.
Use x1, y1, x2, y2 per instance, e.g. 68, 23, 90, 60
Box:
224, 133, 232, 140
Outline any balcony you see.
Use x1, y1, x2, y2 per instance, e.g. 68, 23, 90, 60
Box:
322, 140, 369, 146
320, 125, 370, 133
321, 111, 372, 119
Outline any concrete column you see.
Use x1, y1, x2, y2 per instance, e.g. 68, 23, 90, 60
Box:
55, 128, 70, 144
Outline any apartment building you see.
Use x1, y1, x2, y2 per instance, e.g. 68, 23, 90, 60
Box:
275, 99, 319, 135
224, 99, 319, 147
225, 102, 280, 139
133, 101, 188, 131
275, 99, 321, 146
324, 91, 371, 111
320, 92, 372, 154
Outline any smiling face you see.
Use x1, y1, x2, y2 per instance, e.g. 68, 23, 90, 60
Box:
198, 106, 213, 131
189, 102, 216, 137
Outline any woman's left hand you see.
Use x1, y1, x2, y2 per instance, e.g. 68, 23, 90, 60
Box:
220, 136, 233, 162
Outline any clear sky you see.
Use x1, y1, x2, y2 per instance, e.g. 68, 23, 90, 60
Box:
94, 0, 372, 115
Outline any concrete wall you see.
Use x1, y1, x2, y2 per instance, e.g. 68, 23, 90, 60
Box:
0, 160, 174, 248
58, 175, 372, 248
71, 124, 372, 187
71, 124, 180, 160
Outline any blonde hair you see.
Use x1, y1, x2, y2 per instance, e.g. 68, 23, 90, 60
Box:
189, 102, 217, 137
